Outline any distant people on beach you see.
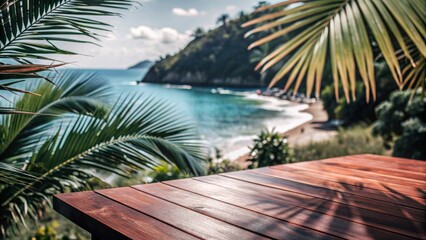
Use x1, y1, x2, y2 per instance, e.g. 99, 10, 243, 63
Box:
257, 88, 317, 104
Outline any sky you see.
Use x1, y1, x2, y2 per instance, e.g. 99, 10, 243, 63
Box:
63, 0, 280, 69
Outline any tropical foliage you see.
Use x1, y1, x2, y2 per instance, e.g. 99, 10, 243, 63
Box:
148, 163, 190, 182
0, 73, 207, 236
321, 62, 398, 125
216, 13, 230, 27
208, 159, 241, 174
373, 91, 426, 160
0, 0, 135, 112
244, 0, 426, 102
0, 0, 208, 238
207, 148, 241, 174
293, 125, 385, 162
247, 129, 293, 168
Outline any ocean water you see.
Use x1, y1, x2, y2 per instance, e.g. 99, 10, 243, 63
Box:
62, 68, 313, 159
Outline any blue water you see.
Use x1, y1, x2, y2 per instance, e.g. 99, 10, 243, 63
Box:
32, 68, 313, 157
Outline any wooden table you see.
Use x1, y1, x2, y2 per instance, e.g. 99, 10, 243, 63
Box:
53, 154, 426, 240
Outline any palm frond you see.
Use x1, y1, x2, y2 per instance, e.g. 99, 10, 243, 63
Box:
33, 94, 207, 177
0, 72, 207, 236
0, 63, 65, 104
0, 94, 206, 236
244, 0, 426, 102
0, 0, 135, 62
0, 71, 111, 165
0, 0, 136, 104
0, 162, 36, 186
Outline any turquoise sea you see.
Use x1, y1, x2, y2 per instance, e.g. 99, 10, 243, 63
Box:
63, 68, 312, 159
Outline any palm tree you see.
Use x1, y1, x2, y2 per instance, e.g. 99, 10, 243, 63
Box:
244, 0, 425, 102
253, 1, 270, 10
0, 72, 207, 236
192, 27, 205, 38
217, 13, 230, 28
0, 0, 134, 112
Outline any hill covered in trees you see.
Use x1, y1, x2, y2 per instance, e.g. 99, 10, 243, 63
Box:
128, 60, 153, 69
141, 13, 267, 87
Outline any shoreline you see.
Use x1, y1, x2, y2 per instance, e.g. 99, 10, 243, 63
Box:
285, 101, 338, 146
233, 101, 337, 166
218, 95, 313, 161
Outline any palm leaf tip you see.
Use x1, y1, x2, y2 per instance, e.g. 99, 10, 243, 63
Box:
245, 0, 426, 101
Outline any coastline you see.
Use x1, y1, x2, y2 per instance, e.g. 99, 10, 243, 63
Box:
218, 94, 313, 161
232, 101, 337, 165
285, 101, 338, 147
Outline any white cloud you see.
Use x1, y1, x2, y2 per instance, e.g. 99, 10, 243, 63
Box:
105, 32, 117, 41
226, 5, 238, 13
130, 26, 157, 40
121, 25, 192, 65
130, 25, 189, 44
172, 8, 205, 16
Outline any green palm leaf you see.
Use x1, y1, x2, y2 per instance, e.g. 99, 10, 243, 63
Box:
0, 0, 134, 62
0, 71, 110, 165
0, 0, 135, 103
244, 0, 426, 102
0, 162, 36, 186
0, 73, 207, 236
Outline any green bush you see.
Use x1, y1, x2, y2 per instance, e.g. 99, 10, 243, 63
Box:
29, 222, 59, 240
372, 91, 426, 160
24, 217, 89, 240
113, 163, 189, 187
294, 126, 385, 162
247, 129, 293, 168
207, 148, 241, 174
321, 62, 398, 125
208, 159, 241, 174
149, 164, 190, 182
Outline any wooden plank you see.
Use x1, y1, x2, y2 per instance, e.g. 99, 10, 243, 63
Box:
132, 183, 340, 240
279, 161, 425, 189
53, 155, 425, 240
317, 160, 426, 182
272, 163, 425, 199
200, 174, 425, 238
166, 178, 417, 240
53, 191, 197, 240
219, 171, 425, 223
360, 154, 426, 167
96, 187, 268, 240
340, 155, 425, 172
251, 167, 425, 209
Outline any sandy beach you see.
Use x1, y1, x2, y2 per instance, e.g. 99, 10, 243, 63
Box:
285, 101, 337, 146
235, 101, 337, 165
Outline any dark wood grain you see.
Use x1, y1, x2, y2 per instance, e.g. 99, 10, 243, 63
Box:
131, 182, 340, 240
53, 191, 197, 240
166, 178, 418, 240
269, 163, 425, 199
340, 155, 425, 172
251, 167, 425, 208
219, 171, 425, 223
96, 187, 267, 240
360, 154, 426, 167
196, 174, 425, 238
317, 160, 426, 181
274, 161, 425, 189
